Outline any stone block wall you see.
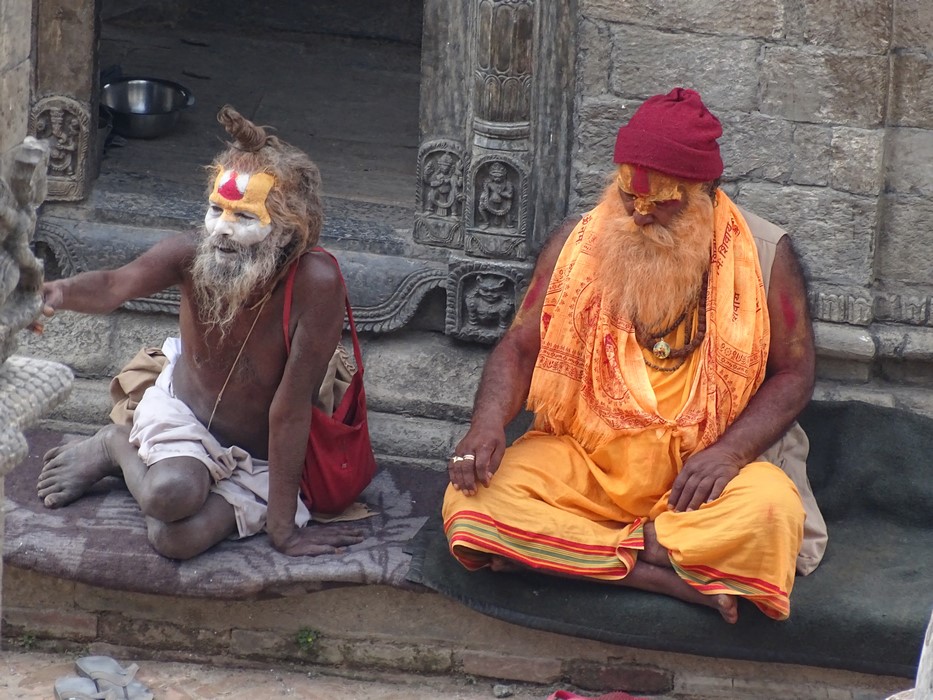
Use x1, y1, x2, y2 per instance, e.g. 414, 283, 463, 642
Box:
571, 0, 933, 401
0, 0, 32, 155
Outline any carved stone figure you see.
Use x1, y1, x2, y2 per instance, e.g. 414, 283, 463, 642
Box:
423, 152, 462, 217
0, 137, 50, 362
34, 108, 80, 179
465, 273, 514, 331
477, 162, 514, 229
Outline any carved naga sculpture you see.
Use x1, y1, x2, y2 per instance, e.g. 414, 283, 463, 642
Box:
0, 136, 50, 363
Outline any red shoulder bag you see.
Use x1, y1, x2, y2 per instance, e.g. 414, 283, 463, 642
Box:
282, 251, 377, 514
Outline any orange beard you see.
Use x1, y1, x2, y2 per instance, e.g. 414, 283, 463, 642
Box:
591, 182, 714, 333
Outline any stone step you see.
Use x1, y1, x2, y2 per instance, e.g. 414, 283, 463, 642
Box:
2, 566, 911, 700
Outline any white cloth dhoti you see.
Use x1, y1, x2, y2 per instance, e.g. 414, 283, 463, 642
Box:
129, 337, 312, 538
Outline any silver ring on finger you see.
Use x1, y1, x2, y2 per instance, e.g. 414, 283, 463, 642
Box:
450, 455, 465, 463
461, 454, 476, 461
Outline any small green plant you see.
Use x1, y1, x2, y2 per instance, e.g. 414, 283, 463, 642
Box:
17, 634, 37, 651
296, 628, 318, 653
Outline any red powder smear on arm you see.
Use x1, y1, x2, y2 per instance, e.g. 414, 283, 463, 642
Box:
521, 275, 547, 312
780, 292, 798, 329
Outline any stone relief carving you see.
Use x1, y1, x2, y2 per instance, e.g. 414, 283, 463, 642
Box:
810, 291, 873, 326
477, 161, 515, 229
875, 293, 931, 326
29, 95, 91, 202
464, 155, 529, 260
446, 257, 530, 343
414, 141, 466, 249
0, 137, 50, 362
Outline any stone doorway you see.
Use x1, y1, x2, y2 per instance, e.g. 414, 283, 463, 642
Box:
91, 0, 423, 229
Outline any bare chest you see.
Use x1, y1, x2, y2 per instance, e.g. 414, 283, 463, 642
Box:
173, 296, 288, 452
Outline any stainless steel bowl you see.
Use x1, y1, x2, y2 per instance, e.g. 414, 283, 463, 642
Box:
100, 77, 195, 139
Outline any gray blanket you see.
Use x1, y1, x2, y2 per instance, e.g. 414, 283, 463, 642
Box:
5, 428, 446, 598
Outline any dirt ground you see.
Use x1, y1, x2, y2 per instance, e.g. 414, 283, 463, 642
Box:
2, 650, 561, 700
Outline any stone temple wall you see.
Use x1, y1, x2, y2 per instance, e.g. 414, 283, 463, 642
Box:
569, 0, 933, 408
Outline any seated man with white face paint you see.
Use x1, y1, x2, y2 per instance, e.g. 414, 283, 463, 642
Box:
35, 106, 365, 559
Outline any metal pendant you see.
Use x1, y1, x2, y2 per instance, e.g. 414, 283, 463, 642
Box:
652, 340, 671, 359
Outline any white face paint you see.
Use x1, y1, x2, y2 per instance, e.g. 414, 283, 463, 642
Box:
203, 203, 274, 248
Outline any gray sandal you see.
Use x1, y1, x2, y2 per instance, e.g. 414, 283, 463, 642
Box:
54, 676, 118, 700
74, 656, 153, 700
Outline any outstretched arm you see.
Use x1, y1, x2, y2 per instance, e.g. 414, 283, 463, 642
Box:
39, 233, 195, 316
448, 215, 579, 495
669, 236, 815, 511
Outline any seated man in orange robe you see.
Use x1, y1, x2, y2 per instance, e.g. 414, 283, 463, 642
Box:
443, 87, 826, 623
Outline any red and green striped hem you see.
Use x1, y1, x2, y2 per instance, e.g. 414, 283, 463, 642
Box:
444, 510, 643, 579
672, 560, 791, 620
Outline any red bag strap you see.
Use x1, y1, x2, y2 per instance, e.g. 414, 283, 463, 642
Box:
282, 249, 364, 374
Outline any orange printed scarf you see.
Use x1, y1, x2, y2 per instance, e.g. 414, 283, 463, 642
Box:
527, 190, 769, 454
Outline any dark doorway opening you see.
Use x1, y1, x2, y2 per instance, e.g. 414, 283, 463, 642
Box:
96, 1, 423, 233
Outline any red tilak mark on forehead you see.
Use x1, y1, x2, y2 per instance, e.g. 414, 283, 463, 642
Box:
631, 166, 651, 195
521, 275, 547, 311
781, 292, 798, 329
217, 171, 244, 200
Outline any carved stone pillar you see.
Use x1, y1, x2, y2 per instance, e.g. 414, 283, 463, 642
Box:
417, 0, 575, 343
30, 0, 100, 201
463, 0, 533, 261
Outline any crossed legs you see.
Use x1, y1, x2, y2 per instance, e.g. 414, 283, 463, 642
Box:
486, 520, 738, 624
38, 424, 237, 559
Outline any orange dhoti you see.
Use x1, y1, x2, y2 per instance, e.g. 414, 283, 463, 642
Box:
443, 190, 806, 620
442, 430, 804, 619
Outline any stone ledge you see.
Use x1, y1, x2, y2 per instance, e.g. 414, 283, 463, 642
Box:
0, 567, 910, 700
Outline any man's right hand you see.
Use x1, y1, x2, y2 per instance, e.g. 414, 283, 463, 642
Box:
271, 523, 365, 557
448, 421, 506, 496
28, 281, 63, 333
40, 280, 63, 314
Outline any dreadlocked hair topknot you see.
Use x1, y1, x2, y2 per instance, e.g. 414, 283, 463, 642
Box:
208, 105, 324, 280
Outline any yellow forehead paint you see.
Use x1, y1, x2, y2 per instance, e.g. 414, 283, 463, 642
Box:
616, 164, 683, 215
209, 168, 276, 226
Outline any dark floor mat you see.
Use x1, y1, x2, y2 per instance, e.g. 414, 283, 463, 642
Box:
407, 401, 933, 679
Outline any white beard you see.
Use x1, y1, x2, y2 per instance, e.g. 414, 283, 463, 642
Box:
191, 232, 282, 338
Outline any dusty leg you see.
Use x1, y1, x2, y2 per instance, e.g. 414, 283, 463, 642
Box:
106, 442, 212, 523
146, 493, 237, 560
38, 424, 125, 508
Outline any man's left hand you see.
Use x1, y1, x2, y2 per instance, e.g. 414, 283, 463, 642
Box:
270, 523, 365, 557
669, 448, 744, 512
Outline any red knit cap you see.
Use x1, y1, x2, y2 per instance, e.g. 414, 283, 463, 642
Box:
613, 87, 723, 182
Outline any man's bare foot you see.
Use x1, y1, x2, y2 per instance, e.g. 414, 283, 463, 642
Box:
37, 426, 122, 508
641, 521, 673, 568
489, 555, 523, 573
713, 594, 739, 624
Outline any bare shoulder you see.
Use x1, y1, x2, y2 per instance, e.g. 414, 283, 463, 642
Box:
290, 249, 345, 320
769, 235, 807, 300
765, 235, 814, 376
294, 248, 343, 290
507, 214, 580, 347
